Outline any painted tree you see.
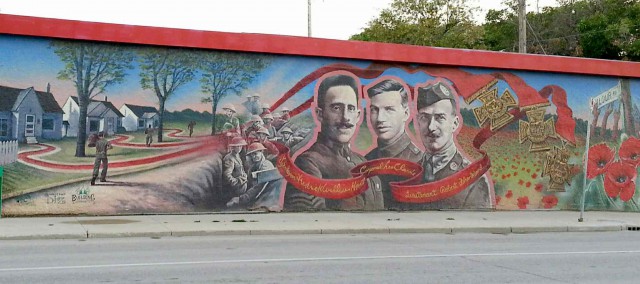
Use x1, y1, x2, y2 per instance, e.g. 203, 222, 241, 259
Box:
138, 47, 196, 142
199, 52, 269, 135
51, 41, 134, 157
350, 0, 484, 49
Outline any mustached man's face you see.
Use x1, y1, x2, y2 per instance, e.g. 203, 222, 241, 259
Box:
225, 109, 235, 118
316, 85, 361, 144
369, 90, 409, 142
416, 99, 459, 153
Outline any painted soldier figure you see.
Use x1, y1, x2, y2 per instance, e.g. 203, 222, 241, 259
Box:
91, 131, 113, 185
222, 103, 240, 135
187, 121, 196, 137
284, 73, 383, 211
262, 113, 277, 139
145, 125, 154, 147
273, 106, 291, 131
278, 127, 304, 149
223, 137, 248, 197
226, 142, 282, 210
254, 126, 279, 161
414, 81, 491, 209
260, 103, 271, 117
364, 78, 422, 209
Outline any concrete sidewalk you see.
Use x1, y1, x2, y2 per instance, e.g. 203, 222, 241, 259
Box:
1, 211, 639, 240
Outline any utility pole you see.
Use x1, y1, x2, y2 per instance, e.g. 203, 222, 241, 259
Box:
518, 0, 527, 53
308, 0, 312, 37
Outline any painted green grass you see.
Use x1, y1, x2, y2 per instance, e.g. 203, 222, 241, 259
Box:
1, 161, 86, 198
38, 137, 159, 163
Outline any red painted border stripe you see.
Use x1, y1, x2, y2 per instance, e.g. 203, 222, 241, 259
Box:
1, 14, 639, 78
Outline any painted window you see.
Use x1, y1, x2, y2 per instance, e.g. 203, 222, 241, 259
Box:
0, 118, 8, 137
42, 118, 54, 130
89, 120, 99, 132
138, 119, 144, 128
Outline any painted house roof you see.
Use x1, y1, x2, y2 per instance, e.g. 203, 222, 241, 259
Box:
123, 104, 158, 118
0, 85, 64, 113
70, 96, 124, 117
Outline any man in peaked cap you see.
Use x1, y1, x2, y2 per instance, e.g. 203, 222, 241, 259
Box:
364, 78, 422, 209
223, 136, 248, 197
414, 81, 491, 209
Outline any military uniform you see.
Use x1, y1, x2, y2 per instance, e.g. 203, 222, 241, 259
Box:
222, 116, 240, 134
92, 138, 112, 182
222, 152, 248, 196
238, 158, 277, 206
365, 132, 422, 209
284, 132, 384, 211
409, 149, 491, 210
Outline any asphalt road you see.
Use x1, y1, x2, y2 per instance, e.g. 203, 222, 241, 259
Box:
1, 232, 639, 283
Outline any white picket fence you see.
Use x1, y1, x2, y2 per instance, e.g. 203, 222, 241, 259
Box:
0, 140, 19, 166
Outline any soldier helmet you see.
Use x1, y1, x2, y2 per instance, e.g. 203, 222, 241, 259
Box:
222, 103, 237, 113
281, 106, 290, 112
263, 113, 274, 120
228, 137, 247, 146
417, 82, 456, 110
250, 115, 263, 123
280, 127, 293, 134
246, 142, 267, 154
262, 103, 270, 109
252, 93, 261, 98
256, 126, 270, 136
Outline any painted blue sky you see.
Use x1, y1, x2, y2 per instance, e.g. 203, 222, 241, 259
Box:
1, 34, 638, 122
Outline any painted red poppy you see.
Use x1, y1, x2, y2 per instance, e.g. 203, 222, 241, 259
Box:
495, 196, 501, 204
542, 195, 558, 209
505, 190, 513, 198
587, 144, 615, 179
517, 196, 529, 209
534, 183, 544, 192
518, 179, 524, 185
531, 173, 538, 179
604, 162, 637, 201
619, 136, 640, 168
525, 181, 531, 188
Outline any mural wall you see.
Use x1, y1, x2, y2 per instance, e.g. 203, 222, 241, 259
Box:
1, 33, 639, 216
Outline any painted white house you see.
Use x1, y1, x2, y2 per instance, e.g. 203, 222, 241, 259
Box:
0, 85, 64, 143
119, 104, 159, 131
62, 96, 124, 137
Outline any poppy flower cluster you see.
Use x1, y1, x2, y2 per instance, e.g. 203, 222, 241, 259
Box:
587, 137, 640, 202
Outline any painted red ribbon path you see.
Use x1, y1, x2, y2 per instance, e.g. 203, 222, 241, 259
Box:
18, 133, 222, 171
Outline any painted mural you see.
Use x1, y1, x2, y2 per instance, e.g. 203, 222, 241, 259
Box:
1, 34, 639, 216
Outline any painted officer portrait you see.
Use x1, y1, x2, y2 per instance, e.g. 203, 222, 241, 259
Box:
364, 78, 421, 209
414, 80, 492, 209
284, 72, 383, 211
